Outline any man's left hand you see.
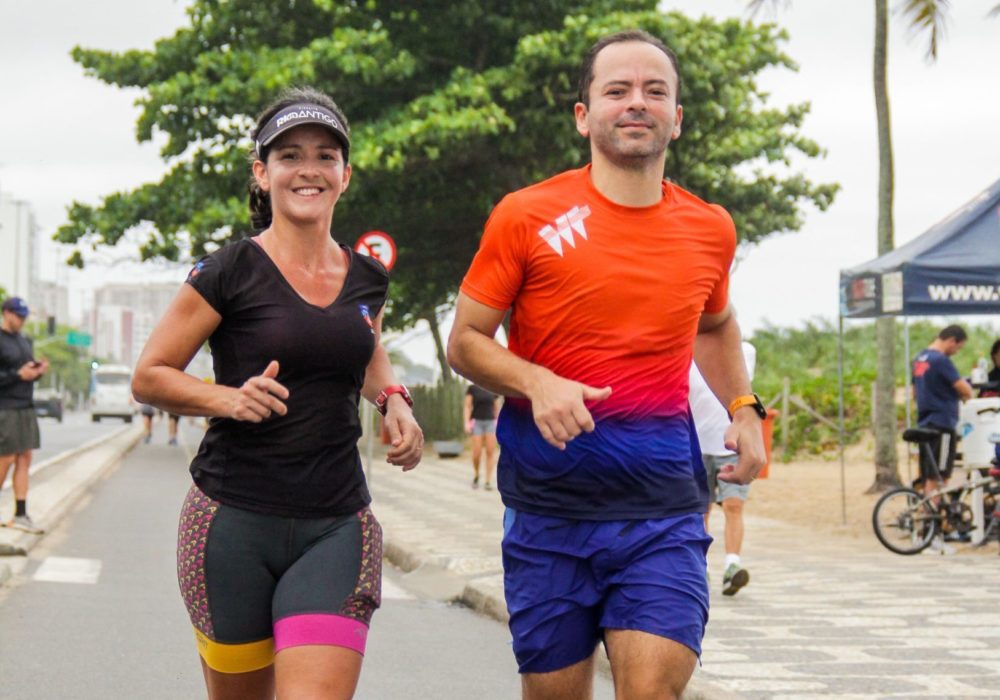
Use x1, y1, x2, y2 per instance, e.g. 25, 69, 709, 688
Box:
717, 412, 767, 485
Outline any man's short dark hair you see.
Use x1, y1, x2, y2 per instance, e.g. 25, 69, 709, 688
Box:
938, 325, 967, 343
578, 30, 682, 107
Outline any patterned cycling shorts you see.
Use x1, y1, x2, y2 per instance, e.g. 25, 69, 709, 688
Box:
176, 484, 383, 673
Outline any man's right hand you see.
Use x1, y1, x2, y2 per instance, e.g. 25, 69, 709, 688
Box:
17, 360, 46, 382
527, 369, 611, 450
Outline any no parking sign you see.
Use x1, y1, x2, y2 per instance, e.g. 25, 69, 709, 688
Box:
354, 230, 397, 271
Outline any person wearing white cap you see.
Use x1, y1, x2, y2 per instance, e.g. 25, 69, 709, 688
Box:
0, 296, 49, 534
132, 86, 422, 699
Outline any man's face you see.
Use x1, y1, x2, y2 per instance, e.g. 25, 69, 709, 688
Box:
2, 309, 26, 332
574, 41, 683, 170
944, 338, 965, 356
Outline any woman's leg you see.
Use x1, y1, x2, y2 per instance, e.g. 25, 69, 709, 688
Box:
201, 660, 274, 700
177, 486, 280, 700
274, 646, 362, 700
470, 434, 484, 486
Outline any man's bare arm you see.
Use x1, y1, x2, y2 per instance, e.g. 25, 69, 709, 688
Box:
694, 304, 765, 484
447, 292, 610, 450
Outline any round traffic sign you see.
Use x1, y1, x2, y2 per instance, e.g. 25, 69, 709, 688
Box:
354, 231, 397, 271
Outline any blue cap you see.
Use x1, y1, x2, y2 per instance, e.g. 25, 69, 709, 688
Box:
1, 297, 29, 317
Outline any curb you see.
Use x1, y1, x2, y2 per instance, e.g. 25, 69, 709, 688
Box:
0, 424, 143, 584
381, 530, 744, 700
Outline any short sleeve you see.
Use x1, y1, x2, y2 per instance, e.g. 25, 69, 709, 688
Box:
466, 386, 474, 397
939, 356, 961, 384
460, 196, 527, 311
703, 205, 737, 315
185, 253, 226, 315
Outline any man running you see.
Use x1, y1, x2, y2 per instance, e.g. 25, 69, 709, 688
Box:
448, 30, 765, 699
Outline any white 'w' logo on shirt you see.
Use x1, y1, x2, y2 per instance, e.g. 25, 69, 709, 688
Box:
537, 205, 592, 257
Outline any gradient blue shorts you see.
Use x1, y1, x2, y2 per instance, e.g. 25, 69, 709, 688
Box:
502, 508, 711, 674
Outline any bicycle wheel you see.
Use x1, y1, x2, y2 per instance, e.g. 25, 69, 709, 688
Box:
872, 487, 938, 555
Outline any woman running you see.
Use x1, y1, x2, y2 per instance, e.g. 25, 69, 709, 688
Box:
133, 86, 423, 700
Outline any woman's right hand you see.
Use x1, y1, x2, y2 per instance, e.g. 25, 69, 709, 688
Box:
229, 360, 289, 422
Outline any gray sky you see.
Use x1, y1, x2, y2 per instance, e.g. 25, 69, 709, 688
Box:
1, 0, 998, 332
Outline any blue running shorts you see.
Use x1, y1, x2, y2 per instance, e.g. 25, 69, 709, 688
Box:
502, 508, 711, 674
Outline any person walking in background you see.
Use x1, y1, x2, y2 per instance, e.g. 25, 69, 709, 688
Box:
912, 325, 973, 552
0, 296, 48, 534
448, 30, 765, 699
692, 341, 757, 596
132, 86, 423, 700
464, 383, 501, 490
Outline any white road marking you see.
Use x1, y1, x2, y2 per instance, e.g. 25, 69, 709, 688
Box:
33, 556, 102, 584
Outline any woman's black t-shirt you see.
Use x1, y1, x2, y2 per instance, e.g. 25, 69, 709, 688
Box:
185, 237, 388, 518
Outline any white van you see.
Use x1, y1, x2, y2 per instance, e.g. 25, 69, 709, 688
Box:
90, 364, 135, 423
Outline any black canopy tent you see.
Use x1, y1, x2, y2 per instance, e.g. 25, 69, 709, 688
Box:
833, 177, 1000, 521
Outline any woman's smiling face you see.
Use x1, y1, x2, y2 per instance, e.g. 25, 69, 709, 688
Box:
253, 124, 351, 226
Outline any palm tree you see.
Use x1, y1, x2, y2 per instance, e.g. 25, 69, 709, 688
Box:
747, 0, 995, 491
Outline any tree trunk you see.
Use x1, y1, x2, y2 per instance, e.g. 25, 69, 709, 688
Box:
426, 311, 454, 384
868, 0, 902, 493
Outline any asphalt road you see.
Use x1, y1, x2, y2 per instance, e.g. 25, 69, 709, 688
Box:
0, 421, 613, 699
32, 409, 125, 464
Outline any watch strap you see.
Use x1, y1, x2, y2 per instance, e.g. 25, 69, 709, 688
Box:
376, 385, 412, 416
728, 393, 765, 419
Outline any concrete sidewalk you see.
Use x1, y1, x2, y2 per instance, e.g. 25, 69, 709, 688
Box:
0, 423, 144, 584
369, 449, 1000, 699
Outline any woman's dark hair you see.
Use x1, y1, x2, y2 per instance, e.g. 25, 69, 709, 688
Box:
247, 86, 350, 230
991, 338, 1000, 364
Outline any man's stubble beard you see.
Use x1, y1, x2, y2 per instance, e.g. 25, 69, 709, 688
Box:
591, 127, 670, 172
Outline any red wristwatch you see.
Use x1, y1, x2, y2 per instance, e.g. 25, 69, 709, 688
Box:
375, 385, 413, 416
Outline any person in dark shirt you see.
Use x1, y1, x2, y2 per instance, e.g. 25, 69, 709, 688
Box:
463, 384, 501, 490
132, 87, 422, 700
0, 296, 48, 534
912, 325, 973, 497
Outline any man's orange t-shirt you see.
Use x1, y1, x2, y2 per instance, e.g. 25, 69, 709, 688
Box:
461, 165, 736, 518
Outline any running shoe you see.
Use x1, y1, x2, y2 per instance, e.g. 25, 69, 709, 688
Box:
471, 476, 479, 489
722, 563, 749, 596
6, 515, 44, 534
927, 536, 956, 555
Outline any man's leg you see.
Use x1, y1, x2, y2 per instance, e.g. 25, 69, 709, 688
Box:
721, 497, 744, 555
605, 630, 697, 700
599, 515, 710, 699
0, 453, 14, 488
522, 654, 595, 700
12, 450, 32, 502
503, 509, 602, 700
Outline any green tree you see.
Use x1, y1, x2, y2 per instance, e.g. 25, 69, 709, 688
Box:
58, 1, 837, 380
749, 0, 997, 492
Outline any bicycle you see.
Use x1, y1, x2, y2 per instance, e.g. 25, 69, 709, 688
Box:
871, 426, 1000, 555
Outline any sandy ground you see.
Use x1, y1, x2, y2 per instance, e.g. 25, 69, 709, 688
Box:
746, 435, 999, 555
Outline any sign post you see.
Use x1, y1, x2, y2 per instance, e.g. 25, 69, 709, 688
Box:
353, 231, 397, 271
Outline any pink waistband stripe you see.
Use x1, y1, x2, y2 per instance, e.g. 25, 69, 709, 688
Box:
274, 614, 369, 655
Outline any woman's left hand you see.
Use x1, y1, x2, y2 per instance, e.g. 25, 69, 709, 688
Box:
384, 397, 423, 471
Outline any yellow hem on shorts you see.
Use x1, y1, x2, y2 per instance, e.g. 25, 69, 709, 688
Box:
195, 628, 274, 673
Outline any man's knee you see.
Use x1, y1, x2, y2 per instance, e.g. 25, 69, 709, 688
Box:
721, 498, 744, 517
521, 654, 595, 700
605, 630, 696, 700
